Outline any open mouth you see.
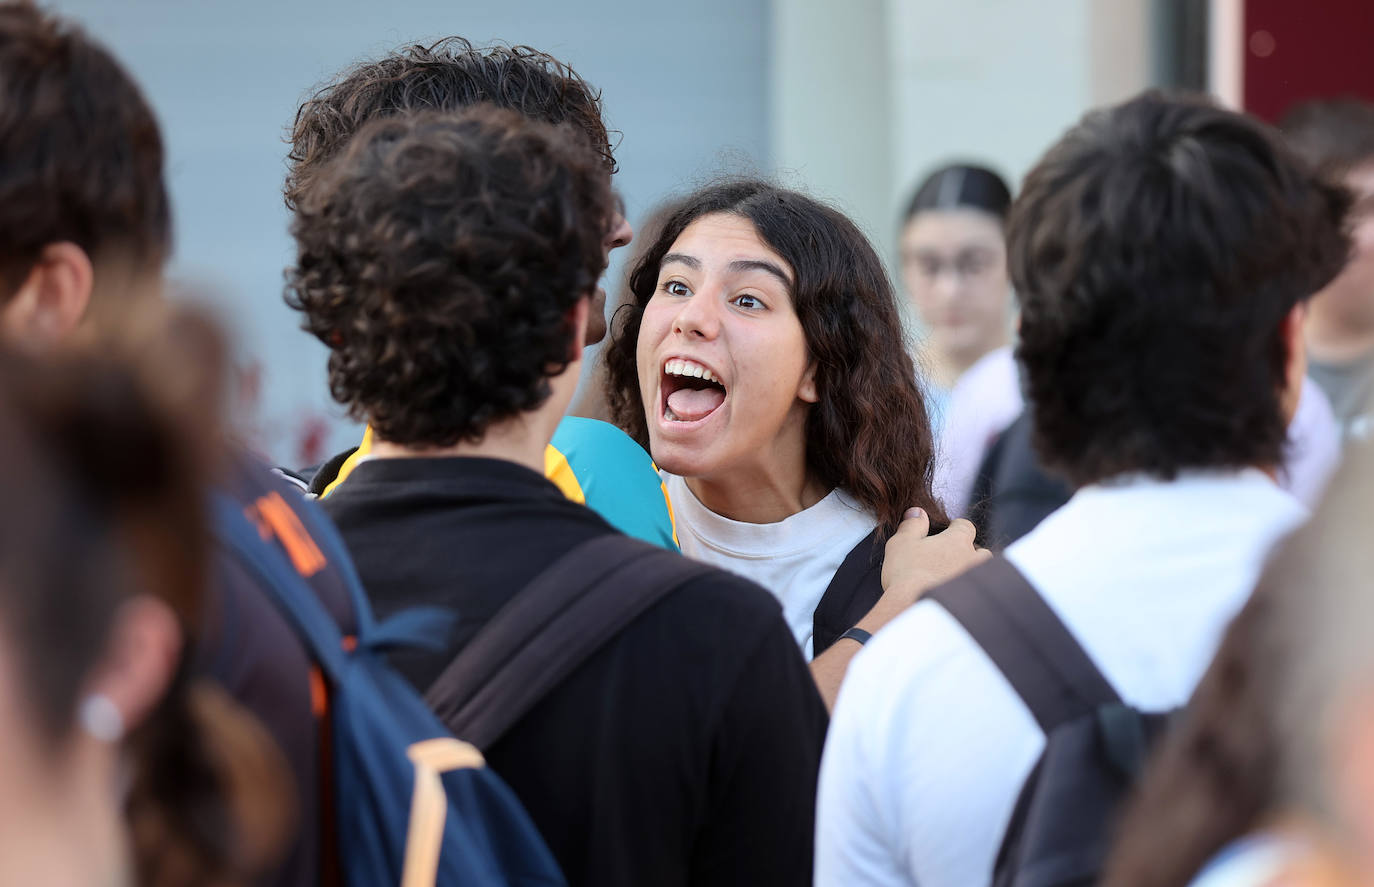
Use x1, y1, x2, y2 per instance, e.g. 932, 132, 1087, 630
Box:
661, 358, 727, 423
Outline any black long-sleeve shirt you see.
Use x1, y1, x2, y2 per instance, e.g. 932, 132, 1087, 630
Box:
322, 455, 828, 887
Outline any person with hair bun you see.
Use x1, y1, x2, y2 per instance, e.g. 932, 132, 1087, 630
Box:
898, 163, 1026, 513
602, 180, 988, 704
898, 163, 1015, 411
0, 342, 291, 887
0, 6, 355, 883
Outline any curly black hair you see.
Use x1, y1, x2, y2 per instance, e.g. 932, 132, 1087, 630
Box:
285, 107, 614, 446
1008, 91, 1350, 487
285, 36, 615, 211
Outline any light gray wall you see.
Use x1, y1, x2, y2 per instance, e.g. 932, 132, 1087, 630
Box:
54, 0, 770, 465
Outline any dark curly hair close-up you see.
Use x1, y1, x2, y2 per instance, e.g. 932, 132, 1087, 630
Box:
0, 2, 170, 292
286, 107, 615, 447
1008, 91, 1350, 488
284, 36, 615, 211
602, 179, 949, 538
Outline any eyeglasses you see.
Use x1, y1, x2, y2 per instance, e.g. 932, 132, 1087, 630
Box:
903, 249, 1000, 282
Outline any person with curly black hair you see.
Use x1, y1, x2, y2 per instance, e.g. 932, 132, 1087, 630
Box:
817, 92, 1350, 887
282, 37, 681, 551
287, 105, 830, 887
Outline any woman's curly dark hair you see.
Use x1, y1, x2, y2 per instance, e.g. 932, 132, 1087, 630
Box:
1008, 92, 1350, 488
285, 36, 615, 211
286, 107, 614, 446
602, 179, 949, 537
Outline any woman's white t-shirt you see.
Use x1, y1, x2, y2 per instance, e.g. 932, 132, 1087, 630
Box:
662, 472, 878, 658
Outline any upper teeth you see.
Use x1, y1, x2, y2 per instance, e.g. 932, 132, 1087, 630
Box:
665, 359, 720, 385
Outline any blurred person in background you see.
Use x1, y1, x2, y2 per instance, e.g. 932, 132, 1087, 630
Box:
1284, 98, 1374, 440
286, 37, 680, 550
0, 337, 290, 887
897, 163, 1023, 514
0, 6, 357, 883
1103, 440, 1374, 887
816, 92, 1349, 887
602, 179, 988, 704
898, 162, 1016, 418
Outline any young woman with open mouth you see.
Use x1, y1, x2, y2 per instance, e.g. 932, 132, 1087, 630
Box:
604, 180, 982, 674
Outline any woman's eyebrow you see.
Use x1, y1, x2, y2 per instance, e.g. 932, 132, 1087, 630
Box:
728, 259, 791, 287
661, 252, 701, 269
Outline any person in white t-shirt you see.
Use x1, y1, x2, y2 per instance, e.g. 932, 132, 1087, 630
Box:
816, 92, 1353, 887
599, 180, 986, 703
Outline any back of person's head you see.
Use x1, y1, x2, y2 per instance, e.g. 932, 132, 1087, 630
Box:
285, 36, 614, 211
902, 163, 1012, 225
0, 318, 290, 886
1281, 97, 1374, 181
1009, 91, 1350, 488
0, 1, 170, 333
1104, 438, 1374, 887
286, 107, 615, 447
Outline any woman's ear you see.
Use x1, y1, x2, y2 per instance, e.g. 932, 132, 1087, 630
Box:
798, 362, 819, 404
1, 243, 94, 348
1279, 301, 1308, 426
566, 296, 591, 364
84, 596, 183, 739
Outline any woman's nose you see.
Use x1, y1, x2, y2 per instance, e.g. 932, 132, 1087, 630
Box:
673, 291, 720, 339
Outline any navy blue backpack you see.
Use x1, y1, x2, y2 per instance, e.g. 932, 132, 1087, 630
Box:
212, 493, 565, 887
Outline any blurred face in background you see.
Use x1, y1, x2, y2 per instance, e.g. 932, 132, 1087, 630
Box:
1310, 162, 1374, 340
899, 207, 1011, 376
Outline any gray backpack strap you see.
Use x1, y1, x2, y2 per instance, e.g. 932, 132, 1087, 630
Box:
924, 556, 1120, 732
425, 534, 712, 750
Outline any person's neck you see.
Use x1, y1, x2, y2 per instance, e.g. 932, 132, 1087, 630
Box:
1306, 312, 1374, 366
0, 748, 130, 887
927, 338, 1006, 391
370, 411, 556, 475
685, 459, 829, 525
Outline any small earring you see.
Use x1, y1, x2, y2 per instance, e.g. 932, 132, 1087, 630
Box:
79, 694, 125, 743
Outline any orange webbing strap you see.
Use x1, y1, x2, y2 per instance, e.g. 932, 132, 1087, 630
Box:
401, 739, 486, 887
311, 663, 342, 887
311, 635, 355, 887
251, 492, 328, 577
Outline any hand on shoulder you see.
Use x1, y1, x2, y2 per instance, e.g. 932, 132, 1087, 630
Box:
860, 510, 990, 634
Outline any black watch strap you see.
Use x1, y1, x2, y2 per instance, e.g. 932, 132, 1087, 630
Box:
839, 627, 872, 646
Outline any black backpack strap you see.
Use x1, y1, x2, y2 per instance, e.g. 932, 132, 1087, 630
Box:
925, 557, 1121, 733
811, 528, 884, 657
425, 533, 713, 750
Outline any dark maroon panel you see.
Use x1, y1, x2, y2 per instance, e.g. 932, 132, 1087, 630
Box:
1243, 0, 1374, 121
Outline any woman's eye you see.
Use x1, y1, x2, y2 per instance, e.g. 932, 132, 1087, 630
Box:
732, 294, 763, 310
663, 280, 691, 297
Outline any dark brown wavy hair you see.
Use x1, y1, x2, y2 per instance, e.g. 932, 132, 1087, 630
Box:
603, 180, 949, 536
286, 107, 615, 446
285, 35, 614, 212
0, 1, 171, 292
1009, 92, 1349, 488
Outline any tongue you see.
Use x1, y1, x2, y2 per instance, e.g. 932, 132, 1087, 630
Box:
667, 386, 725, 421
